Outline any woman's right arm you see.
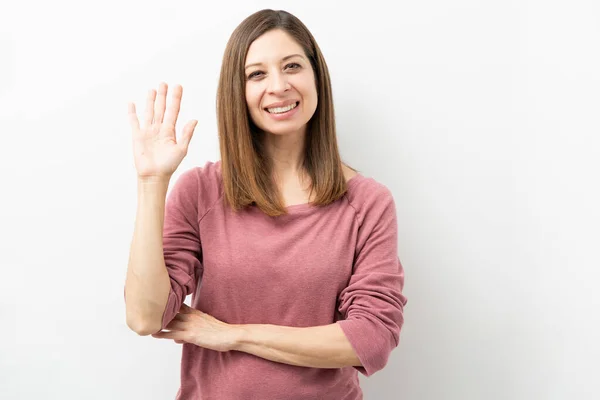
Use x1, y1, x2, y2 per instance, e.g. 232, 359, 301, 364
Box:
124, 82, 198, 335
125, 177, 171, 335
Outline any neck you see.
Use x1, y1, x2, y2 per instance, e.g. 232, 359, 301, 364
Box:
262, 129, 307, 183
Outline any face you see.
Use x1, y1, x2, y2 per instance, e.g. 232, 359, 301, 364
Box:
244, 29, 318, 137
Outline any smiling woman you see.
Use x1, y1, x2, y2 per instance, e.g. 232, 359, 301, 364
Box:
244, 35, 318, 132
216, 10, 348, 217
124, 8, 407, 400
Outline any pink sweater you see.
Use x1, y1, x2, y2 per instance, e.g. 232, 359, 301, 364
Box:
133, 160, 407, 399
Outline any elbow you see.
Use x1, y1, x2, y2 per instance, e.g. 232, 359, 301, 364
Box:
124, 289, 164, 335
126, 313, 161, 336
337, 316, 399, 376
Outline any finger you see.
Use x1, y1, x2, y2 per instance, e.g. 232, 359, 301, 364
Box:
154, 82, 168, 124
179, 119, 198, 152
144, 89, 156, 128
128, 102, 140, 132
163, 84, 182, 129
181, 303, 201, 315
173, 313, 190, 321
164, 319, 186, 330
151, 331, 169, 338
152, 330, 184, 340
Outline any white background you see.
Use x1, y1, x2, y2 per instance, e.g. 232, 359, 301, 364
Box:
1, 0, 599, 399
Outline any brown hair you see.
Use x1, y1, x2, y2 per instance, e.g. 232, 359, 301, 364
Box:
216, 9, 356, 217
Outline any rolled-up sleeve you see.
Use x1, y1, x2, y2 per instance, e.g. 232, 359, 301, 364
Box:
336, 186, 407, 377
159, 168, 203, 330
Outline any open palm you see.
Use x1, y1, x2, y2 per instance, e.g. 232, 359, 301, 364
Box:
128, 82, 198, 180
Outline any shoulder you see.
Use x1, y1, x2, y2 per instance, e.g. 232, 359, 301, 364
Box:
345, 171, 396, 223
167, 160, 223, 218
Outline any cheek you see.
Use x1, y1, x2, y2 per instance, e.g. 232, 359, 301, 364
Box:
299, 85, 318, 113
244, 87, 253, 107
245, 87, 263, 112
294, 76, 317, 102
245, 88, 264, 126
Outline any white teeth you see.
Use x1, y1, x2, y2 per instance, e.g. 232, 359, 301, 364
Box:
267, 102, 297, 114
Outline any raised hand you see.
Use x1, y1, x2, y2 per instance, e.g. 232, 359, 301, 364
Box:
128, 82, 198, 181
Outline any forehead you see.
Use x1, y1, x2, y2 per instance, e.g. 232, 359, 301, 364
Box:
245, 29, 306, 64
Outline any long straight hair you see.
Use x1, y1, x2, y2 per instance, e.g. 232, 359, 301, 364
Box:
216, 9, 356, 217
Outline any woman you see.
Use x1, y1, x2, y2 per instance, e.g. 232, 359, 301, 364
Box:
124, 9, 407, 400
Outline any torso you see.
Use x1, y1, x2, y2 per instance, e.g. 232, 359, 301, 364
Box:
187, 160, 370, 399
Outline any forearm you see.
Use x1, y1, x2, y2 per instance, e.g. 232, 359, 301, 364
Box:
233, 322, 362, 369
125, 178, 172, 335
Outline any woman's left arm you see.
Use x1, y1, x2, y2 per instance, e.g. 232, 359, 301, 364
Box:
151, 303, 361, 368
233, 322, 362, 369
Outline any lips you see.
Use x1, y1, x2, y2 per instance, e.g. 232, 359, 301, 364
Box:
263, 100, 300, 120
263, 99, 299, 110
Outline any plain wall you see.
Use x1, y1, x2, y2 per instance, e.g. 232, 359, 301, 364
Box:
1, 0, 599, 399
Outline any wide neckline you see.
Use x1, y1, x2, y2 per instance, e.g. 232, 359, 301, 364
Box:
283, 172, 364, 213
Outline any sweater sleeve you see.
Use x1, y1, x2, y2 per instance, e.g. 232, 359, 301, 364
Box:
157, 167, 204, 330
336, 184, 408, 377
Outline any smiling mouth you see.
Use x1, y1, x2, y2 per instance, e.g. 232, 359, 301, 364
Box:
265, 101, 300, 114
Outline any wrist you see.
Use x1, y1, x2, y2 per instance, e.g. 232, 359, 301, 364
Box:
138, 174, 170, 184
137, 176, 170, 192
231, 324, 252, 351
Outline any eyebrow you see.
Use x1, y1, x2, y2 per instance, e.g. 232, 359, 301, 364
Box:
244, 54, 306, 70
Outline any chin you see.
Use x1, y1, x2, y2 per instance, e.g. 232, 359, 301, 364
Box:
263, 125, 305, 136
261, 117, 312, 137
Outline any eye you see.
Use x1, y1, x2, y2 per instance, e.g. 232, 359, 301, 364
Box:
285, 62, 301, 70
247, 71, 263, 79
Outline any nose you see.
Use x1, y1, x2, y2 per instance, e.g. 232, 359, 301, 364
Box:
266, 71, 289, 95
